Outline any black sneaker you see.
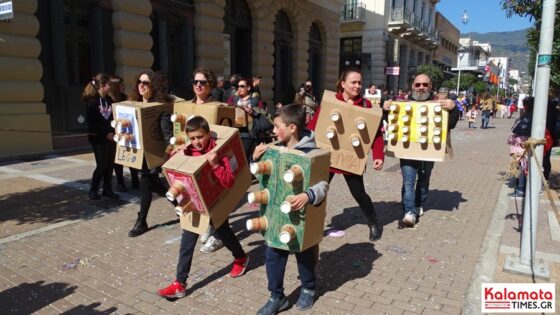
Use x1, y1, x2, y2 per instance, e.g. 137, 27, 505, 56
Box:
295, 288, 316, 311
128, 220, 148, 237
88, 190, 100, 200
102, 190, 120, 199
368, 223, 382, 242
257, 295, 289, 315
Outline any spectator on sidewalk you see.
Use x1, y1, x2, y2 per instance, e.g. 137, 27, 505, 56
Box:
384, 74, 460, 228
82, 73, 119, 201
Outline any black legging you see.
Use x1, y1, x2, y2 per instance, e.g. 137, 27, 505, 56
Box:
328, 172, 377, 225
137, 159, 167, 222
90, 141, 115, 192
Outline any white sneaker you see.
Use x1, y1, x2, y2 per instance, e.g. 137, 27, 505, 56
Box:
200, 228, 212, 244
416, 207, 424, 217
200, 236, 224, 253
402, 212, 417, 228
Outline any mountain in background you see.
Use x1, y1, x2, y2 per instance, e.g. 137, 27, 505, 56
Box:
462, 28, 530, 75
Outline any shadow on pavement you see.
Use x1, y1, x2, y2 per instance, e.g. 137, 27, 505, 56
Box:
60, 302, 118, 315
424, 189, 467, 212
287, 242, 381, 302
327, 202, 402, 232
0, 280, 75, 314
0, 179, 129, 227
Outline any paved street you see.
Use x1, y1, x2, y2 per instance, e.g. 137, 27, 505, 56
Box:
0, 115, 558, 315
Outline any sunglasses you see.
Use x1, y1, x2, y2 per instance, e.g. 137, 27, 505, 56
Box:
137, 80, 151, 86
414, 82, 430, 88
238, 85, 247, 88
192, 80, 208, 86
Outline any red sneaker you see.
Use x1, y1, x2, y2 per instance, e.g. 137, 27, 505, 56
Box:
157, 280, 186, 298
230, 255, 249, 278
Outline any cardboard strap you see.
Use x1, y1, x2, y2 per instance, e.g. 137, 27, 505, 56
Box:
522, 137, 560, 223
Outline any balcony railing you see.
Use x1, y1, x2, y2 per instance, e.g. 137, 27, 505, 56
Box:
341, 2, 366, 22
390, 6, 414, 25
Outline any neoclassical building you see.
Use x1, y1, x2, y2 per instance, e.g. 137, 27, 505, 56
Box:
0, 0, 342, 157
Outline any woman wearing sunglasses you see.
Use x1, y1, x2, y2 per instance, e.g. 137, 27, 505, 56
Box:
307, 68, 385, 242
128, 71, 175, 237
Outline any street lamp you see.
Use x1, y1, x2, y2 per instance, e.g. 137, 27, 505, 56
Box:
456, 46, 467, 95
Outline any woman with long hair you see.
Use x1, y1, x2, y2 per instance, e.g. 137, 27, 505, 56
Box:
128, 71, 174, 237
83, 73, 119, 200
307, 68, 385, 241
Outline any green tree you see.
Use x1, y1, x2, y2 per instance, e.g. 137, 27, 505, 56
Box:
459, 73, 478, 92
441, 79, 456, 90
414, 64, 444, 90
501, 0, 560, 93
473, 81, 488, 95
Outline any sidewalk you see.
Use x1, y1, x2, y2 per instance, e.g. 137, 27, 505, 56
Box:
0, 114, 558, 314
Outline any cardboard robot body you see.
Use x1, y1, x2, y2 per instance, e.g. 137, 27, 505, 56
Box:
112, 101, 173, 170
314, 90, 382, 175
162, 125, 251, 234
385, 101, 452, 161
248, 144, 330, 252
170, 100, 236, 146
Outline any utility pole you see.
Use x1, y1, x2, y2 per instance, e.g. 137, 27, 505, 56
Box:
504, 0, 556, 279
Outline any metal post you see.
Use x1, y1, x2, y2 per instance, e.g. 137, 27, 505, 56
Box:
504, 0, 556, 279
456, 68, 462, 96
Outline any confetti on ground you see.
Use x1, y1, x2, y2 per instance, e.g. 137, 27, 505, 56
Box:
327, 230, 345, 237
60, 258, 81, 271
387, 244, 408, 254
426, 256, 439, 264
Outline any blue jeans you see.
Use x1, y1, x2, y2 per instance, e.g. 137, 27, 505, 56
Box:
400, 159, 434, 216
481, 110, 492, 128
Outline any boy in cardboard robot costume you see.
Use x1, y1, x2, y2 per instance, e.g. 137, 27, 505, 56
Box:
157, 116, 251, 298
247, 105, 329, 314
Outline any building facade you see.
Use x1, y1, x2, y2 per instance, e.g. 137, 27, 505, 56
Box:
452, 37, 492, 78
432, 11, 459, 79
340, 0, 440, 92
0, 0, 342, 158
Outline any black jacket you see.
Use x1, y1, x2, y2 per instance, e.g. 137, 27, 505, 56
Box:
86, 96, 114, 144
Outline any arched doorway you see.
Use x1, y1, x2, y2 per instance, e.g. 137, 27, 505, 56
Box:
223, 0, 252, 77
308, 22, 322, 100
151, 0, 195, 99
37, 0, 114, 147
273, 10, 293, 105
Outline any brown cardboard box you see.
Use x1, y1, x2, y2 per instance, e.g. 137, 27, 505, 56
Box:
162, 125, 251, 234
172, 100, 235, 130
314, 90, 382, 175
246, 144, 331, 252
385, 101, 453, 162
112, 101, 173, 170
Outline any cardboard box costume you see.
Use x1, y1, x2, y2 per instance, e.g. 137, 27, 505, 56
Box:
314, 90, 382, 175
162, 125, 251, 234
169, 100, 236, 147
385, 101, 452, 162
112, 101, 173, 170
246, 144, 330, 252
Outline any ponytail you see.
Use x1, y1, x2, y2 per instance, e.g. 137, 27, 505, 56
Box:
81, 73, 110, 101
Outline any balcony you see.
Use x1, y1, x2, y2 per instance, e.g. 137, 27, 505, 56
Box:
341, 2, 366, 24
389, 6, 439, 50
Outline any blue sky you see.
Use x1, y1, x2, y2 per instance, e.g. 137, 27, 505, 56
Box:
436, 0, 533, 34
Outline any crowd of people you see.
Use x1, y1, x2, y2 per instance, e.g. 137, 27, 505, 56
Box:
83, 66, 558, 314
